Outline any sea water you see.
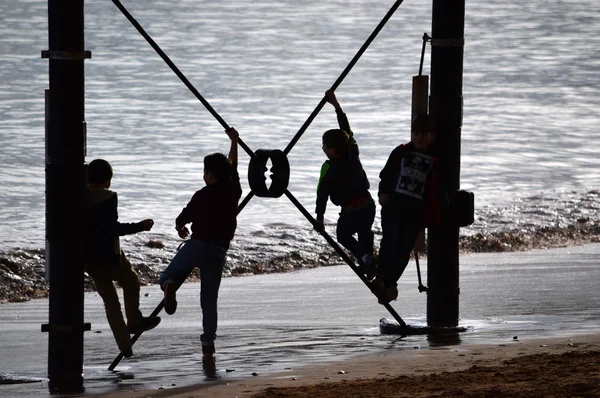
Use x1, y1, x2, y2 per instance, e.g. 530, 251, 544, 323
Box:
1, 0, 600, 270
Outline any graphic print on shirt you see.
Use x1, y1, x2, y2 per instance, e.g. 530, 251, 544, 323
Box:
394, 151, 434, 199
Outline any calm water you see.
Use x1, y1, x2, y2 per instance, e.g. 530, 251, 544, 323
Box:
1, 0, 600, 266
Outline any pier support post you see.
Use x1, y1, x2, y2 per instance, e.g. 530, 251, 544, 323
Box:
426, 0, 465, 327
44, 0, 88, 393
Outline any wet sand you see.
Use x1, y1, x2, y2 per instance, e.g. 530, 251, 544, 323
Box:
94, 333, 600, 398
1, 244, 599, 397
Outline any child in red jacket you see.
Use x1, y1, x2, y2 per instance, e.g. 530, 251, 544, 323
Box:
160, 127, 242, 357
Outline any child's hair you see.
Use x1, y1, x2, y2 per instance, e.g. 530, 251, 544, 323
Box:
411, 113, 436, 134
88, 159, 113, 184
322, 129, 350, 153
204, 153, 232, 182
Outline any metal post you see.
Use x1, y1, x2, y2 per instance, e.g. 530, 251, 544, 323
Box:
426, 0, 465, 328
44, 0, 88, 392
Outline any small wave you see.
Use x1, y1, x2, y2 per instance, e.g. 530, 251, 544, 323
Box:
2, 190, 600, 303
0, 373, 46, 385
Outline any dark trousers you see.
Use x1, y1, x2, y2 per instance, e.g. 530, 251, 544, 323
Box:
85, 253, 143, 352
336, 200, 376, 261
159, 239, 226, 342
377, 202, 424, 285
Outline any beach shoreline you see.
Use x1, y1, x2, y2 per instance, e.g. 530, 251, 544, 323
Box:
92, 332, 600, 397
1, 243, 599, 397
2, 217, 600, 304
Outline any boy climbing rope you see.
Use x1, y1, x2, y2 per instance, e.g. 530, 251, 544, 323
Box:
84, 159, 161, 358
315, 90, 377, 278
159, 127, 242, 357
371, 113, 444, 304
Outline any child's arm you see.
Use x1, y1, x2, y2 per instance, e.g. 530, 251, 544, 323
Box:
225, 127, 239, 170
225, 126, 243, 200
378, 146, 403, 206
325, 89, 357, 150
325, 89, 341, 111
315, 162, 331, 228
108, 194, 154, 236
175, 192, 203, 239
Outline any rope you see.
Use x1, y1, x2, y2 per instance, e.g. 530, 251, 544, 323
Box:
283, 0, 407, 155
111, 0, 255, 158
107, 0, 411, 370
284, 189, 407, 327
419, 33, 431, 76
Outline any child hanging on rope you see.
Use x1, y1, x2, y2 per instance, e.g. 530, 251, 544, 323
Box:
371, 113, 444, 304
160, 127, 242, 357
85, 159, 161, 358
315, 89, 377, 278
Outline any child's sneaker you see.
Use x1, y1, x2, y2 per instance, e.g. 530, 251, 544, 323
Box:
378, 285, 398, 305
129, 316, 162, 335
163, 280, 178, 315
122, 347, 133, 358
370, 276, 398, 305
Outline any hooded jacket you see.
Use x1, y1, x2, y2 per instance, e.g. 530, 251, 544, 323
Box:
85, 187, 145, 266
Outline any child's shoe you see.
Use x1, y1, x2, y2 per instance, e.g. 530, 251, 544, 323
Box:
129, 316, 161, 335
163, 280, 178, 315
378, 285, 398, 305
122, 347, 133, 358
369, 276, 398, 305
201, 341, 215, 357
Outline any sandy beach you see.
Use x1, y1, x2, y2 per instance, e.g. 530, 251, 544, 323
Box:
94, 333, 600, 397
85, 244, 600, 398
2, 244, 599, 398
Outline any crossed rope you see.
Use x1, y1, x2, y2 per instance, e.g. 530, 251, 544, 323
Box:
108, 0, 407, 370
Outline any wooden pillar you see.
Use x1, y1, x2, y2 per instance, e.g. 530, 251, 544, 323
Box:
426, 0, 465, 327
44, 0, 89, 392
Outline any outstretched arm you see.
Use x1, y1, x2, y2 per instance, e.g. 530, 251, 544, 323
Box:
326, 89, 356, 152
325, 89, 341, 111
225, 127, 239, 169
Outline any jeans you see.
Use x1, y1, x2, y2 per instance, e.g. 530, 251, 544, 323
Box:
336, 200, 376, 261
160, 239, 226, 342
85, 252, 143, 352
377, 202, 424, 285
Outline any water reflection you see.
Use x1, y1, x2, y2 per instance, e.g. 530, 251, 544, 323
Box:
111, 370, 135, 383
379, 318, 466, 347
48, 379, 84, 396
201, 355, 218, 380
427, 331, 462, 347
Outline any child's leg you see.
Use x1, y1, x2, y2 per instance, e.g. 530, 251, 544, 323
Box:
159, 240, 203, 290
336, 210, 365, 260
377, 205, 423, 285
198, 245, 227, 344
356, 203, 376, 257
388, 222, 421, 283
85, 264, 131, 352
377, 206, 402, 284
115, 252, 144, 328
160, 240, 205, 315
